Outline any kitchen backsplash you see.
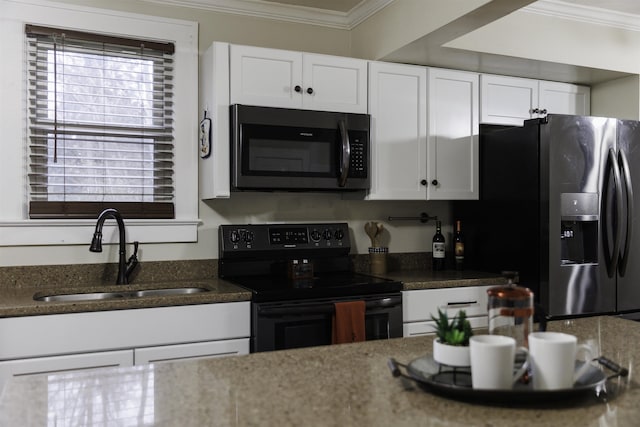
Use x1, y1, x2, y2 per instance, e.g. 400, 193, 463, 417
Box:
0, 252, 431, 289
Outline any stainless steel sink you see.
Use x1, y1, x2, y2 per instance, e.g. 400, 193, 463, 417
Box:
34, 287, 210, 302
134, 287, 209, 297
35, 292, 126, 302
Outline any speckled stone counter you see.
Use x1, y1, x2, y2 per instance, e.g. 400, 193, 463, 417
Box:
0, 316, 637, 426
0, 279, 251, 317
388, 269, 506, 290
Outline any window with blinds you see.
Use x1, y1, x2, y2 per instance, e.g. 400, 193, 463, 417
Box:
25, 25, 175, 219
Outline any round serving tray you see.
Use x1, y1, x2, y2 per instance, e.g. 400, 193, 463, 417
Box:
405, 356, 608, 404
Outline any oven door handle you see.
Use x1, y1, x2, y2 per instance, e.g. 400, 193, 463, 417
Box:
258, 296, 402, 316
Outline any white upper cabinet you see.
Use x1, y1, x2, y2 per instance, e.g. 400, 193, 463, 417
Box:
367, 61, 427, 200
427, 68, 479, 200
230, 44, 367, 113
367, 63, 478, 201
480, 74, 590, 125
538, 80, 591, 117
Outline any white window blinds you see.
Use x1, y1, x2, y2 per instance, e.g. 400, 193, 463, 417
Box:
25, 24, 175, 219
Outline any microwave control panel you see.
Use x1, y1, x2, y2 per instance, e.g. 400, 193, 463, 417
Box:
348, 131, 368, 178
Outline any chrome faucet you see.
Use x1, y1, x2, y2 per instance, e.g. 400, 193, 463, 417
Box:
90, 208, 139, 284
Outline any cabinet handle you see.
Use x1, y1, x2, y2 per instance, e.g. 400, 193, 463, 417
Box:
540, 108, 547, 115
294, 85, 302, 93
306, 87, 314, 95
530, 108, 539, 114
431, 179, 439, 186
446, 301, 478, 308
420, 179, 427, 186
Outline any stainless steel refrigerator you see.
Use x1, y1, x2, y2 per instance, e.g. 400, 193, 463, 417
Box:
454, 114, 640, 320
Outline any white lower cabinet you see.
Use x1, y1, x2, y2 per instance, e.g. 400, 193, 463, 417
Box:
0, 350, 133, 387
134, 339, 249, 365
0, 302, 250, 390
402, 286, 491, 337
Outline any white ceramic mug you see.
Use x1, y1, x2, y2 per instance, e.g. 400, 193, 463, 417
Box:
470, 335, 530, 390
528, 332, 595, 390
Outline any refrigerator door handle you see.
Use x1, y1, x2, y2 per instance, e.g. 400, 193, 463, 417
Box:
618, 149, 633, 277
604, 148, 624, 278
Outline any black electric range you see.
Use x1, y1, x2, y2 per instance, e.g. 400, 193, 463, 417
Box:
218, 223, 404, 352
218, 222, 402, 301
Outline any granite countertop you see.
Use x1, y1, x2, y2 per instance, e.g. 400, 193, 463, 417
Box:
0, 269, 502, 317
385, 269, 506, 290
0, 279, 252, 317
0, 316, 637, 426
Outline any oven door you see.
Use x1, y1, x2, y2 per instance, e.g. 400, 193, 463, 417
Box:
251, 293, 402, 353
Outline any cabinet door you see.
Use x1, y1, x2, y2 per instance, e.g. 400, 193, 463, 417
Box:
539, 81, 590, 116
230, 45, 302, 109
302, 53, 367, 113
367, 62, 427, 200
404, 316, 488, 338
427, 68, 479, 200
135, 338, 249, 365
0, 350, 133, 391
480, 74, 539, 125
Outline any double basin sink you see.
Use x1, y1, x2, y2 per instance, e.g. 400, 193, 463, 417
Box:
34, 287, 210, 302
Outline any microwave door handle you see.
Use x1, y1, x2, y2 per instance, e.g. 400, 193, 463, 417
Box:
338, 119, 350, 187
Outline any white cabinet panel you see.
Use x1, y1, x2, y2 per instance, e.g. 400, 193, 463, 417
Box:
303, 53, 367, 113
427, 68, 479, 200
0, 350, 133, 390
402, 286, 491, 338
0, 302, 250, 360
135, 339, 249, 364
230, 45, 302, 109
481, 74, 591, 125
230, 45, 367, 113
200, 41, 231, 199
367, 61, 427, 200
404, 316, 488, 337
480, 75, 538, 125
539, 81, 590, 116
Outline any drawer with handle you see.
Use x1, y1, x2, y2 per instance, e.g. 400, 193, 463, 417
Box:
402, 285, 491, 323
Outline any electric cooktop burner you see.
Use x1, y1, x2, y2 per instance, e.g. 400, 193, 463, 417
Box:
218, 223, 402, 302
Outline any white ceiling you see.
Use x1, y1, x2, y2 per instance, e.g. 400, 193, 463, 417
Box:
146, 0, 640, 30
262, 0, 640, 16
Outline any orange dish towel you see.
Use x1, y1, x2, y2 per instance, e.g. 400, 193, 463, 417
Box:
332, 301, 366, 344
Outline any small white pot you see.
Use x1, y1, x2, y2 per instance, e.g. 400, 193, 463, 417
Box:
433, 338, 471, 367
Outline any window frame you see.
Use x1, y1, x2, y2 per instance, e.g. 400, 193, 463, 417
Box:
0, 0, 200, 246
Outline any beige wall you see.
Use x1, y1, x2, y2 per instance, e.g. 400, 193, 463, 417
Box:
350, 0, 490, 61
592, 76, 640, 120
51, 0, 352, 56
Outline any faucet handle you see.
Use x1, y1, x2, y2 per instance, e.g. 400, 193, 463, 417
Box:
125, 241, 140, 281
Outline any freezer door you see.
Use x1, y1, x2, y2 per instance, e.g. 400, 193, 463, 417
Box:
545, 115, 617, 317
616, 120, 640, 313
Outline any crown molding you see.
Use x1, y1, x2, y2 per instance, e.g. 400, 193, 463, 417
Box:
138, 0, 640, 32
524, 0, 640, 32
138, 0, 394, 30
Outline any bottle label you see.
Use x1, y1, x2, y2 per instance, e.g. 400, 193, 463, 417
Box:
455, 242, 464, 257
433, 242, 445, 259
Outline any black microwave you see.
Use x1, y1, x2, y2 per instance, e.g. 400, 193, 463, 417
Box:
230, 104, 370, 191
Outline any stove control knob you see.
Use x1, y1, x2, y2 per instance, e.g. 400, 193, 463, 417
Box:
310, 229, 321, 242
244, 231, 254, 243
334, 229, 345, 240
229, 230, 241, 244
322, 229, 333, 241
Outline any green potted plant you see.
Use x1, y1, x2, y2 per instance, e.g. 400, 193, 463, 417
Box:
431, 308, 473, 367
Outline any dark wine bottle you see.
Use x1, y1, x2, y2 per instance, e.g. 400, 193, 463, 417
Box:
432, 221, 445, 271
454, 220, 464, 270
